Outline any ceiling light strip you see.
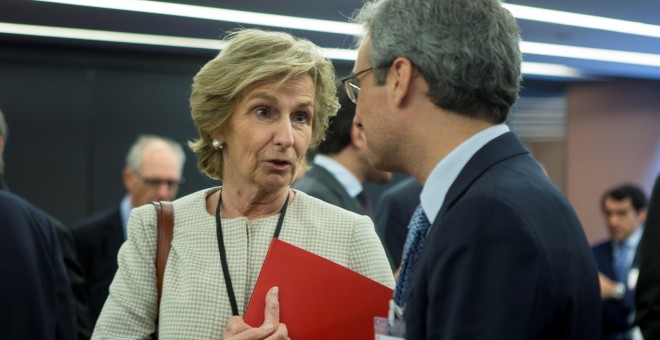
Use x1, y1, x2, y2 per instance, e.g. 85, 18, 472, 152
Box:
3, 22, 657, 68
0, 22, 224, 50
33, 0, 361, 35
504, 4, 660, 38
0, 22, 584, 78
522, 41, 660, 67
521, 62, 583, 78
0, 22, 353, 61
34, 0, 660, 39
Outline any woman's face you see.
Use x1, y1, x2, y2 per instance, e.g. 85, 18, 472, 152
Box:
216, 75, 315, 193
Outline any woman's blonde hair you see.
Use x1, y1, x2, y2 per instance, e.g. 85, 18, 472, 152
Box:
189, 29, 339, 180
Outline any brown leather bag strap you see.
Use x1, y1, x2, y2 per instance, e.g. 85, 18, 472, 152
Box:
152, 201, 174, 308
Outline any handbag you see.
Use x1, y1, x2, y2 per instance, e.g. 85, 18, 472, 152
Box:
152, 201, 174, 308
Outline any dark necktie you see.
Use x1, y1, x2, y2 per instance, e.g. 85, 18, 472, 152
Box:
356, 191, 373, 218
614, 242, 629, 283
393, 204, 431, 306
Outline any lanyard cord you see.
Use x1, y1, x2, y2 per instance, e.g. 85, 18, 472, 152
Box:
215, 191, 291, 316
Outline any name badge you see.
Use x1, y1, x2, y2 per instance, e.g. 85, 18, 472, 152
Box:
373, 300, 406, 339
628, 267, 639, 290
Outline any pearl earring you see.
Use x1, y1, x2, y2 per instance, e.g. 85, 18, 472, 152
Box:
212, 139, 223, 150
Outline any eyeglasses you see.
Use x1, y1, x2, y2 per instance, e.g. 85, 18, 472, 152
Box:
340, 67, 375, 104
133, 171, 184, 189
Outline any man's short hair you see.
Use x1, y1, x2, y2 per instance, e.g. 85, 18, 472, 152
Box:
601, 184, 648, 213
353, 0, 521, 123
315, 85, 356, 155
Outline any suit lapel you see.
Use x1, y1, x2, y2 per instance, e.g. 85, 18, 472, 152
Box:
435, 132, 530, 221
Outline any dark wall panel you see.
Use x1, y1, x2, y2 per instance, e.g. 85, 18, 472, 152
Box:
0, 45, 214, 225
0, 63, 89, 224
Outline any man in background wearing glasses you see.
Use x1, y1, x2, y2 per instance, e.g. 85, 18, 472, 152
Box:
72, 134, 185, 329
346, 0, 600, 338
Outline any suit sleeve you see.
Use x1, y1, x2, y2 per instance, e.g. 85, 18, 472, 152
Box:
92, 206, 158, 339
636, 174, 660, 339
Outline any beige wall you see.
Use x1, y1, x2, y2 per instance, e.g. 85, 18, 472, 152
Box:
525, 141, 567, 193
565, 78, 660, 245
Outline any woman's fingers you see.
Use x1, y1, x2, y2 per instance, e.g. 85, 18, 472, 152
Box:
261, 287, 280, 331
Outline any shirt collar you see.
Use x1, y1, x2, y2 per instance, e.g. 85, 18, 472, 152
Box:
421, 124, 510, 224
621, 227, 644, 250
313, 154, 363, 198
119, 195, 132, 239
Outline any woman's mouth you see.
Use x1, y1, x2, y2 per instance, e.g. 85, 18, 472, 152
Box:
267, 159, 291, 171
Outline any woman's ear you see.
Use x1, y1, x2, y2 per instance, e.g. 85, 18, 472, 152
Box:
210, 127, 226, 147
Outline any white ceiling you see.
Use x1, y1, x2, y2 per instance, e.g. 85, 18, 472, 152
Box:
2, 0, 660, 80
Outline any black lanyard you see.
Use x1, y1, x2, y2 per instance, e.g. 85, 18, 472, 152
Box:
215, 191, 290, 316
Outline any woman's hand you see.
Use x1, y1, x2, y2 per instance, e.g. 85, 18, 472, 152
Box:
224, 287, 289, 340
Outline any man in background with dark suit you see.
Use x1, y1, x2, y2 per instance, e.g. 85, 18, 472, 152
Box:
1, 109, 91, 339
0, 190, 77, 339
0, 110, 77, 339
592, 184, 647, 340
72, 134, 185, 327
346, 0, 601, 337
293, 85, 391, 216
374, 176, 421, 272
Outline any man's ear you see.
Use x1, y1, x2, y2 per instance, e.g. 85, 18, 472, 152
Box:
351, 122, 367, 150
390, 56, 416, 107
123, 167, 134, 192
639, 207, 648, 224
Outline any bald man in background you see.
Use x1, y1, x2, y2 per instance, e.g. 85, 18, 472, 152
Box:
72, 134, 186, 327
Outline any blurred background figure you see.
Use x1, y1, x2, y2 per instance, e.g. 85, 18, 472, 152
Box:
592, 184, 647, 340
72, 134, 185, 328
293, 84, 391, 217
0, 110, 77, 339
374, 176, 422, 273
0, 191, 77, 339
0, 109, 91, 339
636, 173, 660, 340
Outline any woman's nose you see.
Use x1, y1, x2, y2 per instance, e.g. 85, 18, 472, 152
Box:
274, 118, 295, 147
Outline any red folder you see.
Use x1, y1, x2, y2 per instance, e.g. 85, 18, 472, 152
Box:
244, 239, 393, 339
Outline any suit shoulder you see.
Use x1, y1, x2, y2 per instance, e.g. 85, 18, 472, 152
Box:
292, 168, 328, 191
293, 190, 364, 219
0, 190, 52, 228
591, 240, 612, 253
72, 207, 121, 234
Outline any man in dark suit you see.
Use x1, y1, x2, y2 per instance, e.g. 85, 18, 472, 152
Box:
1, 109, 92, 339
293, 85, 391, 216
636, 174, 660, 339
72, 134, 185, 327
345, 0, 601, 338
0, 189, 77, 339
592, 184, 647, 340
374, 176, 422, 271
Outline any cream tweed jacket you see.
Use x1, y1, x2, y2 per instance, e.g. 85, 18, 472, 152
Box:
93, 187, 394, 339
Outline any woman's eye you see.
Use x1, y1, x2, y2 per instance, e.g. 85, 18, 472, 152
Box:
255, 107, 269, 116
293, 111, 309, 124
